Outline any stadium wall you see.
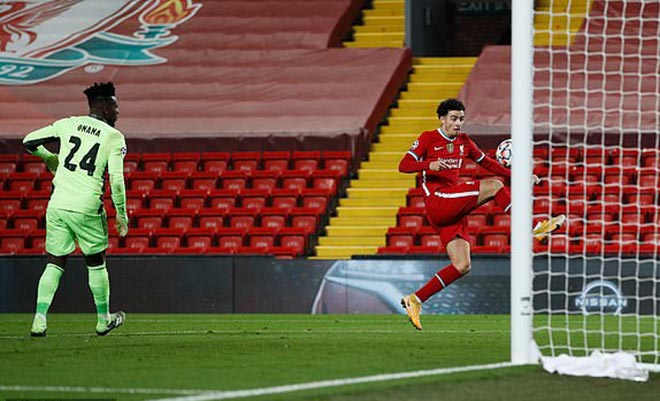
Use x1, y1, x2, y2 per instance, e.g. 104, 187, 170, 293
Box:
2, 256, 653, 315
1, 256, 509, 314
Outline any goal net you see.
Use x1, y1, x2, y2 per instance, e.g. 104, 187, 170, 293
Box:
530, 0, 659, 371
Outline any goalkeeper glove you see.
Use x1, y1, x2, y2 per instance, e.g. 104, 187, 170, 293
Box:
116, 214, 129, 237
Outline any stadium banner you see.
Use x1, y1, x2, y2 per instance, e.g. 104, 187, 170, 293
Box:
12, 255, 655, 315
533, 256, 660, 316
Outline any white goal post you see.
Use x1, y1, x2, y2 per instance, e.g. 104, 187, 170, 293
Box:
511, 0, 660, 372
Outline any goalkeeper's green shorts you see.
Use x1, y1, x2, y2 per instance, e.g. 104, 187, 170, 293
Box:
45, 207, 108, 256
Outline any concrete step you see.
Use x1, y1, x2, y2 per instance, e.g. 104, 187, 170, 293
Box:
317, 236, 386, 246
350, 177, 414, 188
336, 206, 398, 217
346, 187, 409, 198
339, 196, 404, 207
314, 245, 379, 259
325, 225, 390, 236
413, 57, 478, 65
344, 40, 403, 48
358, 169, 410, 180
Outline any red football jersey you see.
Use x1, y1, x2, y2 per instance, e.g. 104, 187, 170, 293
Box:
406, 129, 485, 194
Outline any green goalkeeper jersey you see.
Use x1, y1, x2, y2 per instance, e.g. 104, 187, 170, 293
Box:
23, 116, 127, 217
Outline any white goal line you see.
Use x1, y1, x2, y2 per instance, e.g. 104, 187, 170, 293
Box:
0, 362, 516, 400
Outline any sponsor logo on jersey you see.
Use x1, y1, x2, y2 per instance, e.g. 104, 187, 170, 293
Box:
575, 280, 628, 315
410, 140, 419, 150
0, 0, 201, 85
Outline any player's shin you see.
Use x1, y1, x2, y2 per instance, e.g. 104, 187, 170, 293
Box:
35, 263, 64, 317
414, 264, 463, 302
32, 263, 64, 335
87, 263, 111, 325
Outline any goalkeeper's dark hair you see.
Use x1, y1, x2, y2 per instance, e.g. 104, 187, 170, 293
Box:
436, 98, 465, 118
84, 82, 116, 105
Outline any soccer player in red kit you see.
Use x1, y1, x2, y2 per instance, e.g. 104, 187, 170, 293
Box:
398, 98, 564, 330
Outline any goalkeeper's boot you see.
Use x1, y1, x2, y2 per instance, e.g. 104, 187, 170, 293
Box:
30, 313, 47, 337
533, 214, 566, 241
401, 294, 423, 331
96, 311, 126, 336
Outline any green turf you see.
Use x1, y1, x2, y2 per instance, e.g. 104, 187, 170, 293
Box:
0, 314, 657, 401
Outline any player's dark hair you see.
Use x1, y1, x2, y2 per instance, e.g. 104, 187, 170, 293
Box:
436, 98, 465, 118
84, 82, 116, 105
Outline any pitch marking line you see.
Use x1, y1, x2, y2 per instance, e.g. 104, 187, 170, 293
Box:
145, 362, 516, 401
0, 362, 516, 399
0, 385, 208, 395
0, 329, 506, 339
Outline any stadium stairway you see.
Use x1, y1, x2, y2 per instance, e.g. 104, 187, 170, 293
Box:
343, 0, 404, 48
534, 0, 593, 46
314, 3, 477, 259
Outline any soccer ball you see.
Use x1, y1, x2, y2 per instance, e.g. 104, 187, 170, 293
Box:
495, 139, 512, 168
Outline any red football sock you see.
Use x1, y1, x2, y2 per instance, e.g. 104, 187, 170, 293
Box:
494, 186, 511, 213
414, 264, 463, 303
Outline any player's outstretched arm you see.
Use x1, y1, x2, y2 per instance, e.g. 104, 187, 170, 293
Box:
398, 152, 432, 173
23, 125, 59, 173
108, 135, 128, 237
478, 154, 511, 178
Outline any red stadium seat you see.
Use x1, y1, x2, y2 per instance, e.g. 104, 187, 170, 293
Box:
179, 189, 208, 210
281, 170, 309, 192
228, 208, 257, 230
466, 213, 487, 233
160, 171, 190, 192
482, 234, 508, 248
171, 152, 200, 173
198, 210, 225, 230
251, 170, 279, 192
278, 227, 307, 255
292, 151, 321, 172
418, 227, 443, 249
166, 211, 194, 230
322, 151, 351, 176
290, 207, 318, 234
0, 194, 22, 214
209, 189, 238, 211
190, 172, 218, 191
142, 153, 170, 174
0, 230, 25, 254
8, 172, 38, 193
0, 155, 18, 176
311, 170, 340, 193
124, 229, 152, 251
240, 189, 269, 211
186, 228, 215, 250
154, 228, 184, 251
492, 213, 511, 229
221, 170, 249, 191
301, 189, 329, 213
148, 190, 176, 212
232, 152, 261, 173
270, 189, 299, 211
248, 227, 278, 249
203, 160, 228, 175
134, 210, 164, 230
217, 228, 246, 251
260, 211, 287, 230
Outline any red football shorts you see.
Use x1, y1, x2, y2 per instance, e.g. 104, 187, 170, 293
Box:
424, 180, 481, 246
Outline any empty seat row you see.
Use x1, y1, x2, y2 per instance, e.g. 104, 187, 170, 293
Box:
0, 151, 352, 176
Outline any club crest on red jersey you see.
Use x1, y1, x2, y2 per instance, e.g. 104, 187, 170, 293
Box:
0, 0, 201, 85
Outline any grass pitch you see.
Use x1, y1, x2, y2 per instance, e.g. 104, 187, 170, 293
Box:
0, 314, 658, 401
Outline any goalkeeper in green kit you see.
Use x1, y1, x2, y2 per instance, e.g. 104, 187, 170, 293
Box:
23, 82, 128, 337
